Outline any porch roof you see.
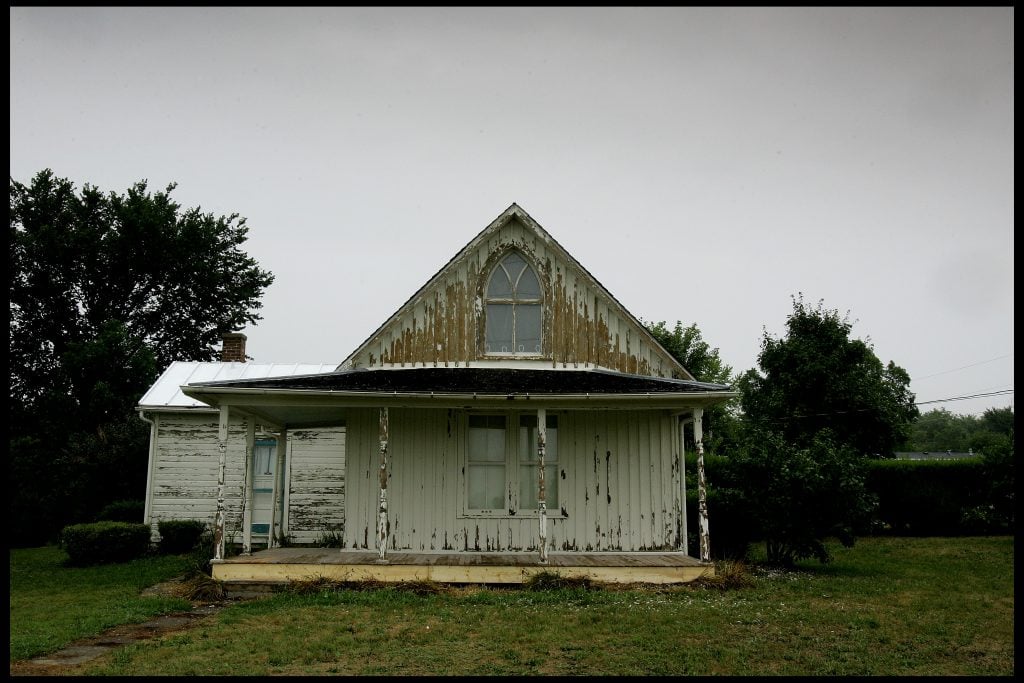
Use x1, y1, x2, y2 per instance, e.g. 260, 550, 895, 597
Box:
180, 367, 736, 428
187, 366, 730, 394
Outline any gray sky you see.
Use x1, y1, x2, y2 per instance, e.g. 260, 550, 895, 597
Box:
10, 7, 1014, 417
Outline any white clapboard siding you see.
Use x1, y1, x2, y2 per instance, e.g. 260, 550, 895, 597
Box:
285, 427, 346, 545
146, 412, 346, 546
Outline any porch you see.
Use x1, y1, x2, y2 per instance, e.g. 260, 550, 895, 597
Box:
212, 548, 714, 588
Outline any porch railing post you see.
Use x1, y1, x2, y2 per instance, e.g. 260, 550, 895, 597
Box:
378, 407, 389, 562
537, 407, 548, 564
694, 407, 711, 563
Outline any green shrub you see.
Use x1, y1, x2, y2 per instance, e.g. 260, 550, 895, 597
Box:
157, 519, 207, 555
59, 521, 152, 566
94, 499, 144, 523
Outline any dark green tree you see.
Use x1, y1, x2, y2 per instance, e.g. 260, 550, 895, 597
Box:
645, 320, 740, 453
9, 169, 275, 545
737, 294, 919, 457
729, 428, 875, 566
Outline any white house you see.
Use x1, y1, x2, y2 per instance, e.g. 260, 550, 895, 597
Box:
139, 203, 736, 584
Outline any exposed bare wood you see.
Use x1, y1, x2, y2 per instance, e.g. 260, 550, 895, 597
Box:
693, 408, 710, 563
378, 407, 389, 561
213, 406, 229, 562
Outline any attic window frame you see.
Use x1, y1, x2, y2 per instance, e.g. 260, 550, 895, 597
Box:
482, 250, 544, 358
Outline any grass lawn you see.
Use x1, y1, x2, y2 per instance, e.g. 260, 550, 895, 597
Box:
10, 536, 1014, 676
9, 545, 193, 662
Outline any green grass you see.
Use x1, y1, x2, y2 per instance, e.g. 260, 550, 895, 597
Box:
10, 537, 1015, 675
9, 545, 193, 661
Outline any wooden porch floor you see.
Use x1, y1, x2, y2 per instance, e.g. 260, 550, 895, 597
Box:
212, 548, 713, 586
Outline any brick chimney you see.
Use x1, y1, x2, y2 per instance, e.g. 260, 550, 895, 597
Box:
220, 332, 248, 363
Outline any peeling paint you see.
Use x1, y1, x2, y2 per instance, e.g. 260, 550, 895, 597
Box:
346, 218, 685, 377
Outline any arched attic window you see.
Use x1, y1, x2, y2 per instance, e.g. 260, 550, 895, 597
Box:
484, 251, 542, 356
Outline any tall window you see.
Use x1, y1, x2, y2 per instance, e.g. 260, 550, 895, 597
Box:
485, 251, 542, 355
466, 412, 558, 514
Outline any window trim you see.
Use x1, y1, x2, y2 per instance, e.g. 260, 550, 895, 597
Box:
482, 250, 545, 358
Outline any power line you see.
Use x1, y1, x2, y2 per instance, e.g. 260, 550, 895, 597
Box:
912, 354, 1013, 381
915, 389, 1014, 407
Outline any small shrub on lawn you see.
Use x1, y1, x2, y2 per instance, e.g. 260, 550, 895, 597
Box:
94, 499, 145, 523
59, 521, 152, 566
158, 519, 207, 555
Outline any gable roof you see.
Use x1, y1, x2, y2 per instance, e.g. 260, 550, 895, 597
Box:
340, 203, 695, 379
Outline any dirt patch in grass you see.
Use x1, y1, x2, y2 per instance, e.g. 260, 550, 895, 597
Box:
9, 576, 236, 677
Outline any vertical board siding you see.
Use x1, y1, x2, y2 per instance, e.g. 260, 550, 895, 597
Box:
348, 217, 683, 377
345, 408, 683, 553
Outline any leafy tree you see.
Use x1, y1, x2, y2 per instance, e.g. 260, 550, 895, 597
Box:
737, 294, 919, 457
645, 320, 740, 453
9, 169, 274, 545
901, 406, 1013, 456
729, 428, 874, 566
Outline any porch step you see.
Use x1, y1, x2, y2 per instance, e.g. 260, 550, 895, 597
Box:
222, 580, 288, 599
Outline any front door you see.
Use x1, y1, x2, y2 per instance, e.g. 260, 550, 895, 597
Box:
251, 439, 279, 539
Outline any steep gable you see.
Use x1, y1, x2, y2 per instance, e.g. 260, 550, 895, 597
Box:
340, 204, 693, 379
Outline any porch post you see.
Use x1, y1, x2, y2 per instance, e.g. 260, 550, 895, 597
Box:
378, 407, 389, 561
537, 407, 548, 563
268, 429, 288, 548
694, 407, 711, 563
213, 405, 229, 562
242, 420, 256, 555
679, 417, 689, 556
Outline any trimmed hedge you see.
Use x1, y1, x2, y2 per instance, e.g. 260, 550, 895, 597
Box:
157, 519, 207, 554
689, 451, 1010, 559
59, 521, 152, 566
864, 458, 994, 536
94, 499, 145, 523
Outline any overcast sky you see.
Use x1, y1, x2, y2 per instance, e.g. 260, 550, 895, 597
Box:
10, 7, 1014, 417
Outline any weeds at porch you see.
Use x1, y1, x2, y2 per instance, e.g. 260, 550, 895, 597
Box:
690, 560, 755, 590
286, 576, 445, 596
182, 573, 226, 602
523, 571, 594, 591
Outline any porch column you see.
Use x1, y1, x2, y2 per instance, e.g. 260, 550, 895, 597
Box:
679, 417, 689, 556
378, 407, 389, 561
268, 429, 288, 548
213, 405, 229, 562
242, 420, 256, 555
694, 408, 711, 563
537, 407, 548, 563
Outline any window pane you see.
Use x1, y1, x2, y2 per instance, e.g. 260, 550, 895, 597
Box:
485, 304, 514, 353
486, 264, 513, 298
254, 443, 275, 475
516, 304, 541, 354
516, 265, 541, 299
468, 416, 505, 462
502, 252, 527, 282
518, 416, 557, 463
519, 464, 558, 509
469, 464, 506, 509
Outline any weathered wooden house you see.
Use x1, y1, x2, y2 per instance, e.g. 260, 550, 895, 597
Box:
139, 203, 736, 585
